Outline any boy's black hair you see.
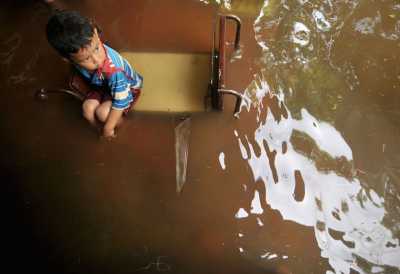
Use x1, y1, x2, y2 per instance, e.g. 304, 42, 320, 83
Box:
46, 10, 97, 58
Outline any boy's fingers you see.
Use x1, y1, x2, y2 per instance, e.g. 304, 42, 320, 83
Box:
102, 133, 117, 141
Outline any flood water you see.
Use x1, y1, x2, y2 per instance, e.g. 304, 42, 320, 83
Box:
0, 0, 399, 274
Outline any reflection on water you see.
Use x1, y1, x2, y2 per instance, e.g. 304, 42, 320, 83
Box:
209, 0, 400, 273
234, 100, 399, 273
175, 117, 191, 193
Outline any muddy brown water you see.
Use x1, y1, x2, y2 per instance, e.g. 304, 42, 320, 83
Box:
1, 0, 399, 274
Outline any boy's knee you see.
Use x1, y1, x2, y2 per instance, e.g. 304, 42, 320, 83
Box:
82, 100, 98, 120
95, 103, 111, 122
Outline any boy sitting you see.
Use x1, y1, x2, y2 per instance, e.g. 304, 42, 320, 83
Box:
46, 10, 143, 138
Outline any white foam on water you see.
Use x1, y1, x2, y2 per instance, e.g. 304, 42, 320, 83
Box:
292, 22, 311, 47
230, 80, 400, 273
267, 254, 278, 260
256, 217, 264, 227
235, 208, 249, 219
250, 190, 264, 215
312, 10, 331, 32
218, 152, 226, 170
237, 136, 249, 160
354, 14, 381, 35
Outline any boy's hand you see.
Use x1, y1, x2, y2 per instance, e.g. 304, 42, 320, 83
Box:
103, 126, 116, 139
102, 108, 123, 140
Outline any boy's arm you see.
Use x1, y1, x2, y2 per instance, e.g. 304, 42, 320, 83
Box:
104, 70, 132, 138
103, 108, 123, 138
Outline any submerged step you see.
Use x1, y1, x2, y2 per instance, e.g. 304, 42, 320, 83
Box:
122, 52, 211, 113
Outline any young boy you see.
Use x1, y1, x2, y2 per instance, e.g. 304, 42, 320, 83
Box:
46, 10, 143, 138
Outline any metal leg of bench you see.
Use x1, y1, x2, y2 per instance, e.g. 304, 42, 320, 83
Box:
35, 88, 85, 101
218, 89, 244, 118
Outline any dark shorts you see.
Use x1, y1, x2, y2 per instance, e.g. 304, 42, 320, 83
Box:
70, 70, 141, 115
86, 88, 141, 114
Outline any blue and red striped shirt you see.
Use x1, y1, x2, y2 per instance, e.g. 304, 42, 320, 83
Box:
75, 44, 143, 110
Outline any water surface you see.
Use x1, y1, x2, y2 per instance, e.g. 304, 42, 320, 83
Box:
208, 0, 400, 273
0, 0, 399, 274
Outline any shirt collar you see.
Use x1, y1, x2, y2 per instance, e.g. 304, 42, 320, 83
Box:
96, 42, 110, 78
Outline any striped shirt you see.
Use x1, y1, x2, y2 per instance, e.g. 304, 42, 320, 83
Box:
75, 44, 143, 110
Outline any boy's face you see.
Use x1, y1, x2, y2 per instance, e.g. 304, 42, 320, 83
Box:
69, 29, 106, 71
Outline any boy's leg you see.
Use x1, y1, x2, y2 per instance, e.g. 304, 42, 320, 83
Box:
82, 99, 100, 127
95, 101, 125, 128
95, 101, 112, 123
